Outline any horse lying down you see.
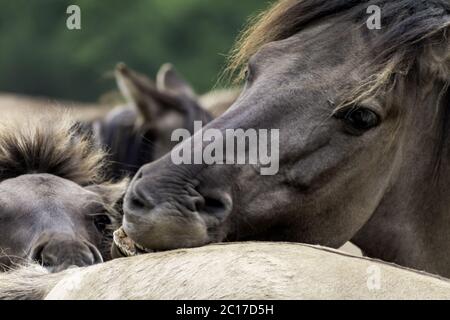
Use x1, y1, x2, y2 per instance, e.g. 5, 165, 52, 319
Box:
1, 242, 449, 300
0, 112, 127, 273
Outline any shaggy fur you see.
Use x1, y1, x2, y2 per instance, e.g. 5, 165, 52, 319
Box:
0, 112, 106, 186
227, 0, 450, 106
0, 264, 60, 300
0, 111, 125, 267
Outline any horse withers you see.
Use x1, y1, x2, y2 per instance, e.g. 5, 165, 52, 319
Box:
120, 0, 450, 277
0, 112, 126, 273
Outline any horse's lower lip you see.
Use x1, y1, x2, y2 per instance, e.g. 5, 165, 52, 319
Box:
112, 227, 153, 257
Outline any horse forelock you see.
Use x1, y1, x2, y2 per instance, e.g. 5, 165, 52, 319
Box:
227, 0, 450, 105
0, 111, 107, 186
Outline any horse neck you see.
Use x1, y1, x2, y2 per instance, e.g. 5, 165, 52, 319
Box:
353, 84, 450, 277
97, 112, 153, 179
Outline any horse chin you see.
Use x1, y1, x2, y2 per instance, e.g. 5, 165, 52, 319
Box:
115, 213, 214, 256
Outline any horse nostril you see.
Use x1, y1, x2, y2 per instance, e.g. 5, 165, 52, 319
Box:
38, 249, 56, 268
125, 183, 155, 214
30, 243, 49, 267
202, 195, 231, 217
85, 241, 104, 264
193, 186, 232, 218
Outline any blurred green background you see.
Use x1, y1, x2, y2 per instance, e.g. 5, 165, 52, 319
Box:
0, 0, 271, 102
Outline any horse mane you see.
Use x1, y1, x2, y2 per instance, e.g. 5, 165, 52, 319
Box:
227, 0, 450, 105
0, 111, 106, 186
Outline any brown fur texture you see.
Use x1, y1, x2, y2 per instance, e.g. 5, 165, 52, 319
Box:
0, 111, 106, 185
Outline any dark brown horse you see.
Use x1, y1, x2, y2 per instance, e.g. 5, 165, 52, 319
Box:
119, 0, 450, 277
0, 112, 126, 272
91, 63, 213, 180
0, 67, 234, 181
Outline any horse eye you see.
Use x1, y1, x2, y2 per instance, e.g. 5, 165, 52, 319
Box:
244, 65, 255, 83
93, 214, 111, 233
244, 68, 250, 81
335, 107, 380, 133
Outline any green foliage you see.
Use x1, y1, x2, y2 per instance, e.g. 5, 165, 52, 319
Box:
0, 0, 270, 101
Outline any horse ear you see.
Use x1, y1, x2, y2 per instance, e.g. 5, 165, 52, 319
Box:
156, 63, 196, 98
115, 63, 183, 123
115, 63, 166, 123
86, 178, 129, 207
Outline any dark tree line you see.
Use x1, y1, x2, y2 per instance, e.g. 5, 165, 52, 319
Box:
0, 0, 270, 101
